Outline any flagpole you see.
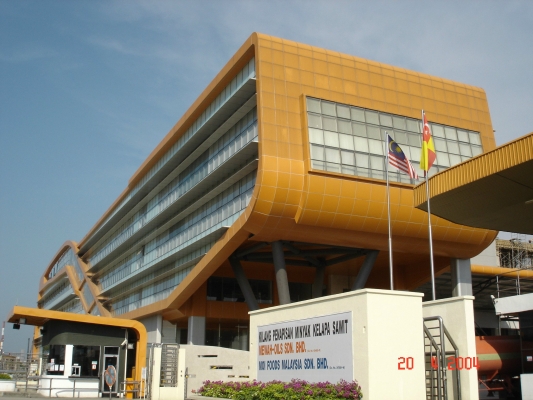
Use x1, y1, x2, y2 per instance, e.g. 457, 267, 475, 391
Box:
385, 132, 394, 290
425, 171, 436, 300
422, 110, 436, 301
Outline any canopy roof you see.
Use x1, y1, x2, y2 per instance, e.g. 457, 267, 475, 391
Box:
8, 306, 145, 334
414, 132, 533, 234
8, 306, 147, 382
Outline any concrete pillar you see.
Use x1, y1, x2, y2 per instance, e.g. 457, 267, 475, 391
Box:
64, 344, 73, 377
150, 347, 162, 399
161, 320, 177, 344
239, 329, 249, 351
272, 241, 291, 305
312, 265, 326, 298
187, 316, 205, 345
229, 257, 259, 311
140, 314, 162, 343
352, 250, 379, 290
450, 258, 473, 296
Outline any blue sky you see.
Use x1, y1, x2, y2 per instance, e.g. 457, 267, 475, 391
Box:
1, 1, 532, 353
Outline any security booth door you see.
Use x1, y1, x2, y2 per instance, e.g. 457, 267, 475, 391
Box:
102, 346, 119, 393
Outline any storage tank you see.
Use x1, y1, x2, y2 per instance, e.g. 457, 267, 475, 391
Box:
476, 335, 521, 377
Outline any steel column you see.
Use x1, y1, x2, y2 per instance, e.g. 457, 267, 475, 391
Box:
352, 250, 379, 290
312, 264, 326, 298
272, 241, 291, 305
229, 257, 259, 311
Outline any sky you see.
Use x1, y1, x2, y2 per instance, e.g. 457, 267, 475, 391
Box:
1, 0, 532, 353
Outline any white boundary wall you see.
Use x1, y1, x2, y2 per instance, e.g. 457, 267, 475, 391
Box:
37, 376, 100, 398
249, 289, 426, 400
150, 345, 250, 400
521, 373, 533, 400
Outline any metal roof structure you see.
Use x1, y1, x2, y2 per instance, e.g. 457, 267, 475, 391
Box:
414, 132, 533, 235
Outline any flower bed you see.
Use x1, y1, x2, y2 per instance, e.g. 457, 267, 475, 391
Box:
195, 379, 363, 399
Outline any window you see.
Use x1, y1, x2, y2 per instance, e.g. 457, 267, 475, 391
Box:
45, 345, 65, 376
72, 346, 100, 377
288, 282, 313, 302
207, 277, 272, 304
306, 97, 483, 182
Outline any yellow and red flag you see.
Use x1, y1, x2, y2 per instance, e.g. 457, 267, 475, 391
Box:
420, 111, 436, 174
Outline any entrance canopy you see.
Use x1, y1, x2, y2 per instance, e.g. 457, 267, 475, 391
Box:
8, 306, 147, 382
414, 132, 533, 234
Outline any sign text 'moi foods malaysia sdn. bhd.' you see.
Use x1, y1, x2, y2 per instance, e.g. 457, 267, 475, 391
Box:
257, 312, 352, 382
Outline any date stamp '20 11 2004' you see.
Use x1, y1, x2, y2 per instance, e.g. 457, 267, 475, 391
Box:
398, 356, 479, 370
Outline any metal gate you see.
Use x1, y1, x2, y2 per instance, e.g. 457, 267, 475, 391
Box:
159, 344, 179, 387
145, 343, 179, 399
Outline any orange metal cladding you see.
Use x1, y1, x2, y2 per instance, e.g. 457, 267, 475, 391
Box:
38, 240, 109, 316
244, 33, 497, 289
122, 33, 499, 319
476, 336, 521, 378
40, 33, 498, 321
158, 33, 498, 319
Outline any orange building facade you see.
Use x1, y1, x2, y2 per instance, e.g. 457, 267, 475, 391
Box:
36, 33, 497, 349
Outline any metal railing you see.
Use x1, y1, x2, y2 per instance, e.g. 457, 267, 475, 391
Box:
424, 324, 443, 400
0, 352, 38, 379
423, 316, 461, 400
29, 376, 100, 397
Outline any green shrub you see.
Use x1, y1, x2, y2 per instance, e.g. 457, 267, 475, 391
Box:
0, 373, 12, 380
195, 379, 363, 399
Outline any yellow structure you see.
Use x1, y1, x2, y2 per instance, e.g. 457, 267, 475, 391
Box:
414, 131, 533, 234
31, 33, 499, 353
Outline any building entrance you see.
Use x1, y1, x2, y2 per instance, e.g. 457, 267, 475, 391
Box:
101, 346, 119, 394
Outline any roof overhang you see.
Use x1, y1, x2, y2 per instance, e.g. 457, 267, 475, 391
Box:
8, 306, 144, 332
414, 132, 533, 234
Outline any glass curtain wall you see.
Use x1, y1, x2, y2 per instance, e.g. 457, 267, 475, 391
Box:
94, 58, 256, 231
307, 97, 483, 183
89, 109, 258, 269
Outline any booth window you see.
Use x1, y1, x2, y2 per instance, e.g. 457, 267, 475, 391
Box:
46, 345, 65, 375
72, 345, 100, 377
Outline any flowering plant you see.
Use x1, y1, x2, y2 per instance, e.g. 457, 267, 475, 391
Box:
195, 378, 363, 399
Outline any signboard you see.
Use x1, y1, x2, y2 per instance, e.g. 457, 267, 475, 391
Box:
257, 311, 352, 382
104, 365, 117, 389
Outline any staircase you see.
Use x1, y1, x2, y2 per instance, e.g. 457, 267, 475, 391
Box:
423, 316, 461, 400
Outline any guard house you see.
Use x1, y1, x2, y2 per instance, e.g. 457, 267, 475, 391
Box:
8, 306, 147, 398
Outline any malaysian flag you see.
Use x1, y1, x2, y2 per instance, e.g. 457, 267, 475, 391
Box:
387, 134, 419, 179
